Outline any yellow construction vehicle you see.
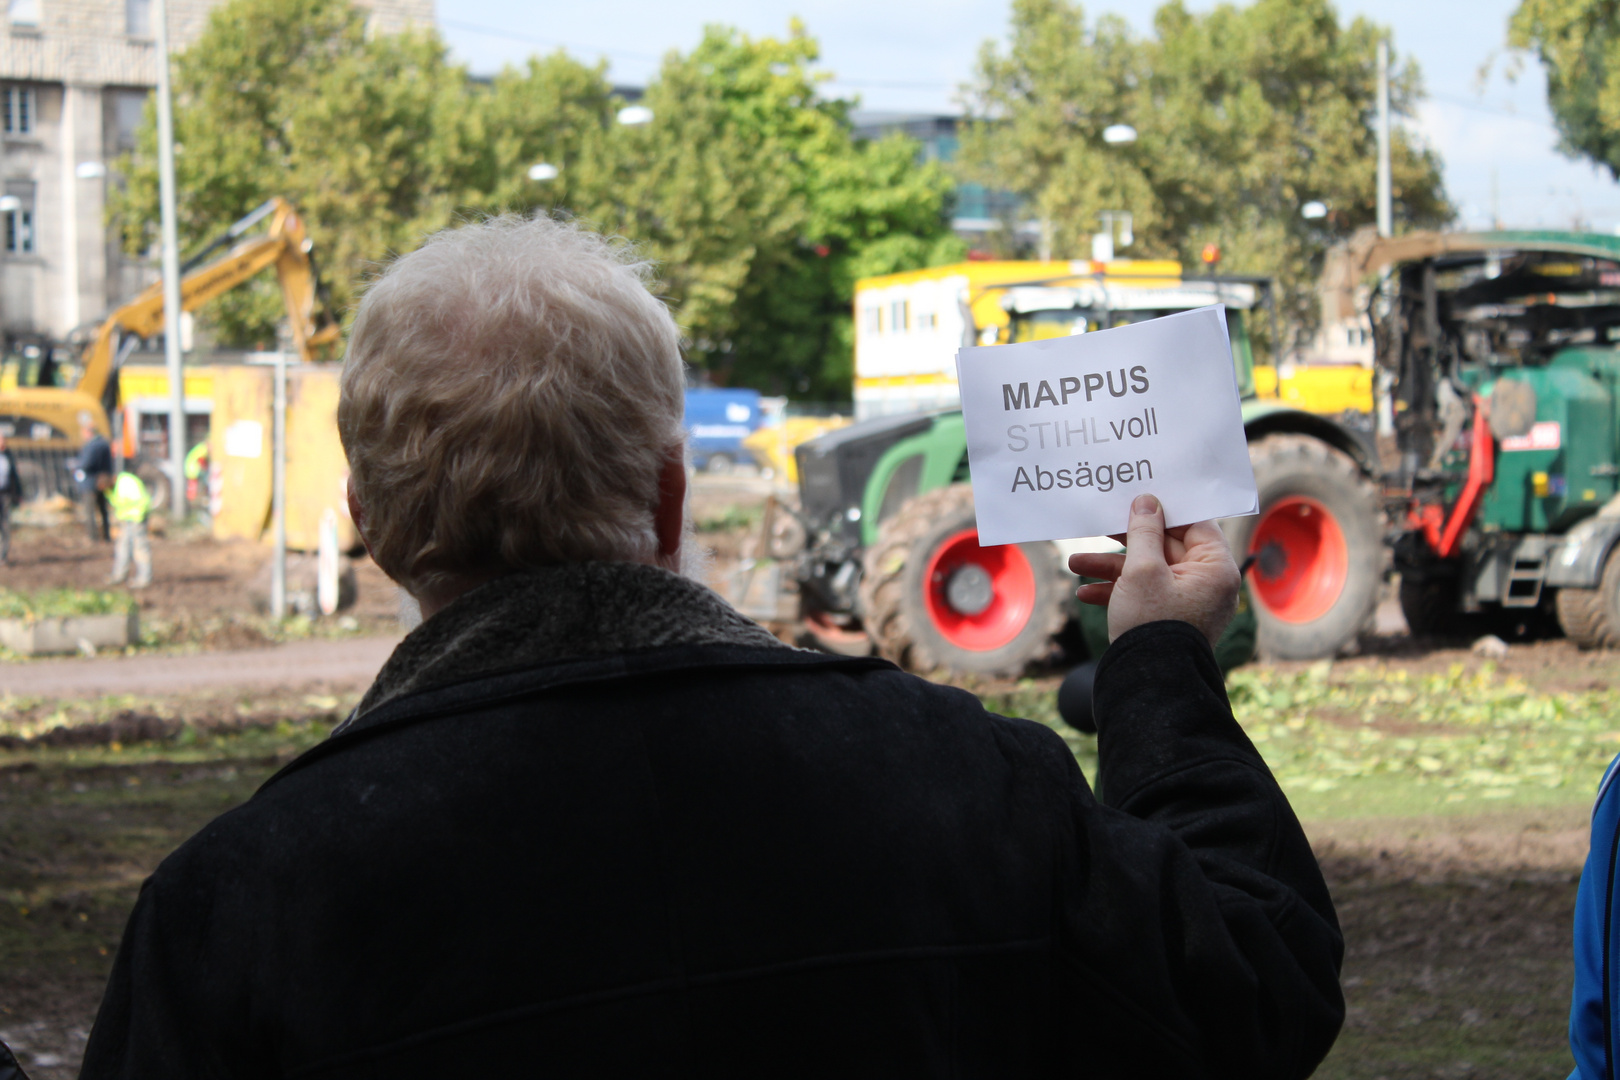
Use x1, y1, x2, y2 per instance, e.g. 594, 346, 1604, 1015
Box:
0, 196, 339, 496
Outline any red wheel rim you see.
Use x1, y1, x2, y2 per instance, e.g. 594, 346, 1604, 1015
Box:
1247, 496, 1348, 624
921, 528, 1037, 651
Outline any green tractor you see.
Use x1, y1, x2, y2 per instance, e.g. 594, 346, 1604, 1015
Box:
1357, 231, 1620, 642
789, 277, 1385, 675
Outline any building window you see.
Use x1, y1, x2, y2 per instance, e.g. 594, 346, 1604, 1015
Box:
863, 306, 881, 335
5, 182, 35, 255
126, 0, 150, 36
7, 0, 38, 27
890, 299, 910, 333
110, 90, 146, 154
3, 86, 35, 135
917, 310, 938, 331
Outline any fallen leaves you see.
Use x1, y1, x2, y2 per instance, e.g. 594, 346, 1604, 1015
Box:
979, 659, 1620, 802
1228, 662, 1618, 796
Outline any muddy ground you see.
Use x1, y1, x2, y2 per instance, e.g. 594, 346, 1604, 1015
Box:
0, 477, 1610, 1075
0, 706, 1597, 1080
0, 474, 765, 642
0, 520, 403, 642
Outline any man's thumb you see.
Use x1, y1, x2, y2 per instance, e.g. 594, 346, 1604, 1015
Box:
1123, 494, 1166, 570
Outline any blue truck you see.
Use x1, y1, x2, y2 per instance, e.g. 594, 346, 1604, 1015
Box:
684, 388, 763, 473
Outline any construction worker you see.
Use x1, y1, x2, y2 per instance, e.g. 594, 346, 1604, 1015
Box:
183, 440, 209, 513
107, 469, 152, 589
73, 413, 113, 542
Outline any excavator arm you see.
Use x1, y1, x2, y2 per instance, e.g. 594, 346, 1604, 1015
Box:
75, 197, 340, 407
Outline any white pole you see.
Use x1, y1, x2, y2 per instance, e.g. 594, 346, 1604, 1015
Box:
1376, 40, 1392, 239
271, 349, 287, 619
153, 0, 187, 516
60, 85, 79, 331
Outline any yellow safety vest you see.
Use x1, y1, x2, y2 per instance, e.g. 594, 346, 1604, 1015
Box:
109, 472, 151, 523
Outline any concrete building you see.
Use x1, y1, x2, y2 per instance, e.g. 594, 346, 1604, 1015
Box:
0, 0, 432, 343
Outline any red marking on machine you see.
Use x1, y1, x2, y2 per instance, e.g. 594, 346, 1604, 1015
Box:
1408, 396, 1496, 559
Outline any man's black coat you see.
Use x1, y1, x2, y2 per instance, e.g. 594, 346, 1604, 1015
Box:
74, 434, 113, 489
80, 563, 1342, 1078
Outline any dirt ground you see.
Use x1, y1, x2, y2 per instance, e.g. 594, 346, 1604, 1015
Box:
1281, 631, 1620, 695
0, 736, 1590, 1079
0, 520, 401, 633
0, 478, 1610, 1075
0, 474, 758, 640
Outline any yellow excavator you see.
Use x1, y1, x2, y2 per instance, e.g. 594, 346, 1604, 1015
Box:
0, 196, 339, 495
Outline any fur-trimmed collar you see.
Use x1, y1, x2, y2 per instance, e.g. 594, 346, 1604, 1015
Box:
353, 562, 789, 721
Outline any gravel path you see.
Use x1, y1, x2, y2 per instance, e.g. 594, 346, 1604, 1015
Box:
0, 636, 401, 699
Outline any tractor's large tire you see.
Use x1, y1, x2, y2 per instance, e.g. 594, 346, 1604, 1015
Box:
1399, 574, 1465, 638
1227, 434, 1382, 660
1556, 587, 1609, 648
859, 484, 1069, 676
1556, 546, 1620, 648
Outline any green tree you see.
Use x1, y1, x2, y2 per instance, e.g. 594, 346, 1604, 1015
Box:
593, 25, 962, 398
462, 52, 622, 220
114, 3, 960, 398
959, 0, 1452, 350
112, 0, 479, 345
1509, 0, 1620, 177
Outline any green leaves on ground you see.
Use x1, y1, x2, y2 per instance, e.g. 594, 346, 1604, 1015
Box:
110, 1, 960, 399
978, 660, 1619, 809
958, 0, 1453, 353
1229, 661, 1617, 799
0, 588, 134, 621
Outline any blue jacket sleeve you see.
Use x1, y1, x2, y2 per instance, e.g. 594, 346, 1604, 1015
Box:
1570, 753, 1620, 1079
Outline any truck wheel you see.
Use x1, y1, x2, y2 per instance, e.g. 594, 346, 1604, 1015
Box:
1556, 548, 1620, 648
1556, 588, 1609, 648
1228, 435, 1381, 660
859, 483, 1069, 676
1398, 574, 1463, 637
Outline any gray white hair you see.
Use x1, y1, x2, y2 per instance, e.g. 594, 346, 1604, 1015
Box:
338, 214, 685, 596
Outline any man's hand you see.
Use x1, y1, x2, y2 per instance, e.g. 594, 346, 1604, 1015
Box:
1068, 494, 1240, 645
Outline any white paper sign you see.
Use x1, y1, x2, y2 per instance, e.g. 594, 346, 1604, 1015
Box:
956, 305, 1257, 546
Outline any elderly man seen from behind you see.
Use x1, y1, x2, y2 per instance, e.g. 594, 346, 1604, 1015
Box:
79, 216, 1344, 1079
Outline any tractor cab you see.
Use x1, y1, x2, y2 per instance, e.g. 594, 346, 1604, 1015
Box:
1000, 279, 1265, 398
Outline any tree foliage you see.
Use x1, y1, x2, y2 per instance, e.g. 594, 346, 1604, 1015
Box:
587, 26, 961, 396
1509, 0, 1620, 178
113, 0, 477, 345
110, 0, 960, 399
958, 0, 1452, 351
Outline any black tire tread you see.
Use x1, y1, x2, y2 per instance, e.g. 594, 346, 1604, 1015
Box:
858, 483, 1068, 676
1399, 575, 1461, 637
1558, 545, 1620, 649
1555, 586, 1609, 648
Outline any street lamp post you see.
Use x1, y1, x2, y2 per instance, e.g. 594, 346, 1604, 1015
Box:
1086, 126, 1139, 263
153, 0, 186, 517
1376, 40, 1392, 239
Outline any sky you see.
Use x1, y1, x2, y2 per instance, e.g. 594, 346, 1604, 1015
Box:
438, 0, 1620, 234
